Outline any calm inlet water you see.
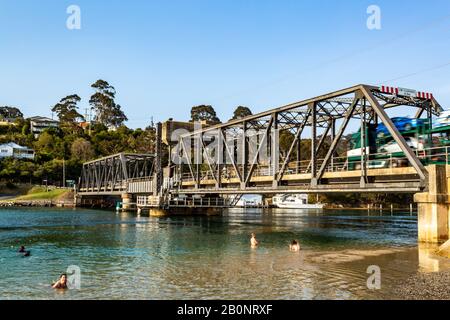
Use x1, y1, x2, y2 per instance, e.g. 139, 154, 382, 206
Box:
0, 207, 448, 300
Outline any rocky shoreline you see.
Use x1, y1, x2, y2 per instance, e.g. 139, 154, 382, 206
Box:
0, 200, 75, 208
395, 271, 450, 300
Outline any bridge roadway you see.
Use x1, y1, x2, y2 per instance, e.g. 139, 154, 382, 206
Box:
177, 166, 422, 194
77, 163, 423, 195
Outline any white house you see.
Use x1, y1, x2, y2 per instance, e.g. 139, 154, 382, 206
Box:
0, 142, 35, 160
29, 116, 59, 137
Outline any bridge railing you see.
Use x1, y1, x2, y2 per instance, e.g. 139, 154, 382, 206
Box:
168, 197, 229, 207
178, 146, 450, 183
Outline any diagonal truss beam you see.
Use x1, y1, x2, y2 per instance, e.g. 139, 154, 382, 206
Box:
201, 137, 219, 184
181, 138, 197, 185
119, 154, 129, 181
305, 119, 332, 173
220, 129, 243, 183
244, 115, 275, 185
316, 96, 361, 181
277, 109, 311, 182
361, 85, 427, 181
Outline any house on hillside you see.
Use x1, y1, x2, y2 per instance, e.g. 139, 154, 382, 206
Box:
29, 116, 59, 137
0, 142, 35, 160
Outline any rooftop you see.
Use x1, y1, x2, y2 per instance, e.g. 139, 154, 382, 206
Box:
28, 116, 59, 123
0, 142, 33, 150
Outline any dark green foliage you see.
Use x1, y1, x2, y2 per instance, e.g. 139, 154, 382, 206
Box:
318, 193, 414, 208
89, 80, 128, 128
52, 95, 83, 123
231, 106, 252, 120
190, 105, 221, 124
0, 120, 156, 185
0, 106, 23, 119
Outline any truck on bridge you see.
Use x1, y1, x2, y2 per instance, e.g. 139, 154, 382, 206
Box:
347, 113, 450, 170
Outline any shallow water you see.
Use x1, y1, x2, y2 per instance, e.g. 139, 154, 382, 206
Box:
0, 207, 448, 300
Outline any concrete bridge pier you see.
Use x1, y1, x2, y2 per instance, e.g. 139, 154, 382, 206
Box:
148, 207, 222, 217
414, 165, 450, 244
121, 193, 134, 211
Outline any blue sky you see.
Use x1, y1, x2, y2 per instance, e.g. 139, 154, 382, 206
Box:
1, 0, 450, 128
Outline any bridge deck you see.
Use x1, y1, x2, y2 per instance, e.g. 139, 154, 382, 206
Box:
180, 167, 419, 187
77, 166, 423, 196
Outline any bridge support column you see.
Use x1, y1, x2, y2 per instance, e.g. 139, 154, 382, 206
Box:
121, 193, 134, 211
414, 165, 449, 244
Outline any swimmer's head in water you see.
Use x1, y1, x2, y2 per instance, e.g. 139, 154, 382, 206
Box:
291, 240, 298, 245
60, 274, 67, 285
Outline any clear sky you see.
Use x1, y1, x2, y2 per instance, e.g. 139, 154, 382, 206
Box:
1, 0, 450, 128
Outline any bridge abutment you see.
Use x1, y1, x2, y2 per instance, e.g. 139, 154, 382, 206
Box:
414, 165, 450, 244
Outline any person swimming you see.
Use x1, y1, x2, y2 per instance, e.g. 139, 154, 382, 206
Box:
18, 246, 31, 257
52, 274, 68, 290
289, 240, 301, 252
250, 233, 259, 248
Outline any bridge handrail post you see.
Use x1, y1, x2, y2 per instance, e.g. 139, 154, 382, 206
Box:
446, 146, 449, 165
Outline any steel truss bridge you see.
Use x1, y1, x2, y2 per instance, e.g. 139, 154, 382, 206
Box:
173, 84, 442, 195
77, 84, 444, 205
78, 153, 156, 196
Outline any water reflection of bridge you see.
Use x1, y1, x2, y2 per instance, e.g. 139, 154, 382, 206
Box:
76, 84, 450, 244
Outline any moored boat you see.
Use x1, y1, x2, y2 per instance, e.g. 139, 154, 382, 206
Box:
272, 194, 325, 209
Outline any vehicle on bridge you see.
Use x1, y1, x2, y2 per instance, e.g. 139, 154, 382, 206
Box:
376, 117, 427, 138
347, 112, 450, 170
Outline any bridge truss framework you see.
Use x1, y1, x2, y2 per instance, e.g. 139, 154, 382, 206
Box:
78, 153, 156, 195
173, 84, 442, 195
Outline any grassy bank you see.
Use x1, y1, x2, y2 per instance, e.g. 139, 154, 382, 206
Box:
14, 187, 69, 201
0, 185, 71, 202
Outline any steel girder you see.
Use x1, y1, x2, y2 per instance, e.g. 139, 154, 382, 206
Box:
78, 153, 155, 194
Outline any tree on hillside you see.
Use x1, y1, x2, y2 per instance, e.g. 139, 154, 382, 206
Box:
231, 106, 252, 120
91, 127, 133, 156
130, 126, 156, 154
71, 138, 95, 162
52, 95, 84, 131
279, 130, 295, 159
0, 106, 23, 120
34, 130, 65, 160
190, 105, 221, 124
89, 80, 128, 128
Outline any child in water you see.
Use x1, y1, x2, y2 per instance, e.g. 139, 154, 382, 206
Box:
289, 240, 301, 252
250, 233, 259, 248
52, 274, 68, 290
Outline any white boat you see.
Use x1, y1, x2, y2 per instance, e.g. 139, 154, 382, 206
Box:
272, 194, 325, 209
236, 195, 263, 208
